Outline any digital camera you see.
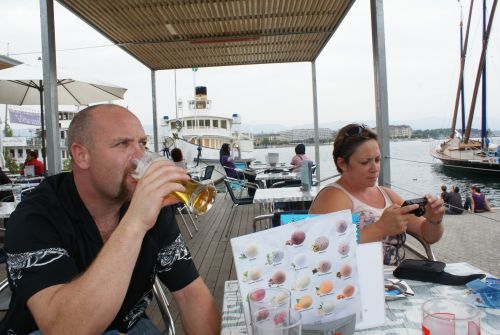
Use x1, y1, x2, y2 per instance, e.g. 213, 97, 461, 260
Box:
402, 197, 427, 217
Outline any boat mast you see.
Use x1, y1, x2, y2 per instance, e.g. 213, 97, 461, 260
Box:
460, 3, 467, 136
464, 0, 498, 143
450, 0, 474, 138
481, 0, 487, 148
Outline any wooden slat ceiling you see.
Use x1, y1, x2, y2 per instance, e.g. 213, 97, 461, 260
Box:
57, 0, 355, 70
0, 55, 22, 70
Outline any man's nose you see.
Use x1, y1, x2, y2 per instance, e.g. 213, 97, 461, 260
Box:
130, 144, 146, 161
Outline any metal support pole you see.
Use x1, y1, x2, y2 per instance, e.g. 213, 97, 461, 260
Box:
151, 70, 159, 152
370, 0, 391, 188
40, 0, 61, 175
311, 61, 321, 184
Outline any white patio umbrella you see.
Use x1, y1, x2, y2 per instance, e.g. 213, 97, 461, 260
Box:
0, 63, 127, 173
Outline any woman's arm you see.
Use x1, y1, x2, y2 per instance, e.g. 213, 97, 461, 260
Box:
384, 188, 444, 244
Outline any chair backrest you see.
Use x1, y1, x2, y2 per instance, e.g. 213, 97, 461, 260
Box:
201, 165, 215, 180
223, 179, 253, 205
152, 277, 176, 335
24, 165, 35, 177
266, 153, 279, 166
234, 162, 247, 170
271, 180, 302, 188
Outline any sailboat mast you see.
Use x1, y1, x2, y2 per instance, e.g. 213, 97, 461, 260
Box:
464, 0, 498, 143
451, 0, 474, 138
460, 6, 466, 137
481, 0, 487, 147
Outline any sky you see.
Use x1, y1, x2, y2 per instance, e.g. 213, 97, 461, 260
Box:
1, 0, 499, 133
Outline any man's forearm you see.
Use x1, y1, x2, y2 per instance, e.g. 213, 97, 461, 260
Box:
29, 220, 146, 334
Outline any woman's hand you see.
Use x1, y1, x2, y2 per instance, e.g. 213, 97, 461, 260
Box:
375, 203, 420, 236
423, 194, 445, 224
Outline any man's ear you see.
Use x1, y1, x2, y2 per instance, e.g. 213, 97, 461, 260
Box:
71, 143, 90, 169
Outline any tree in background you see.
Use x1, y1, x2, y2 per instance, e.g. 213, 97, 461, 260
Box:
3, 122, 13, 137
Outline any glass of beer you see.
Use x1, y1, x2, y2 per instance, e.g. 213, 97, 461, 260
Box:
131, 151, 216, 215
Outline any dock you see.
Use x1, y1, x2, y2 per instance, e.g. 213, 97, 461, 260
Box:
1, 195, 499, 333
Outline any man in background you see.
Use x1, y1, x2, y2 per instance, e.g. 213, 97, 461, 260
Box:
22, 150, 44, 176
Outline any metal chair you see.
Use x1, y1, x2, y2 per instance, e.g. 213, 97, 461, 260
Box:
253, 210, 309, 232
222, 178, 259, 237
405, 231, 436, 261
153, 277, 176, 335
192, 165, 214, 182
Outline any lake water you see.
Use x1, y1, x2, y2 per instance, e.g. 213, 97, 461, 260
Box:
254, 139, 499, 207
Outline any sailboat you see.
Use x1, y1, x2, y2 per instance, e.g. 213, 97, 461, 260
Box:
432, 0, 500, 174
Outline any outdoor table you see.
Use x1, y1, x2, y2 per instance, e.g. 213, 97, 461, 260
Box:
255, 171, 299, 182
0, 183, 40, 192
220, 262, 499, 335
253, 185, 320, 209
0, 201, 19, 219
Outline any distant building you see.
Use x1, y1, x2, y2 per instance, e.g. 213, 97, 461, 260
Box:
253, 133, 281, 146
279, 128, 333, 142
4, 109, 78, 169
389, 125, 412, 138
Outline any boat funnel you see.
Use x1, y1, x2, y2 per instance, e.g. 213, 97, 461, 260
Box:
195, 86, 207, 99
161, 115, 169, 126
232, 113, 241, 124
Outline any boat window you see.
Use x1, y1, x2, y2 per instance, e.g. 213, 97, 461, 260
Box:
213, 120, 219, 128
196, 100, 206, 109
221, 120, 227, 129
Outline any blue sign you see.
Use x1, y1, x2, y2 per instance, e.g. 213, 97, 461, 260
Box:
8, 108, 41, 126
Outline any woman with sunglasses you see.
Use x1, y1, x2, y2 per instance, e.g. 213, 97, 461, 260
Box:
309, 123, 444, 265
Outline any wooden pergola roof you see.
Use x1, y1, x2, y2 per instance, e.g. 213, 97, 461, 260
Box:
0, 55, 22, 70
57, 0, 356, 70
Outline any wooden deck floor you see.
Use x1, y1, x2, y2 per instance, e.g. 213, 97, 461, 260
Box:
155, 193, 264, 334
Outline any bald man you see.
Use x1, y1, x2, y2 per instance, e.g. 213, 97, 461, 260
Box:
1, 104, 220, 334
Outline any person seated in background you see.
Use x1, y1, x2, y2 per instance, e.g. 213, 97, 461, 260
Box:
309, 123, 444, 265
463, 186, 473, 212
445, 186, 464, 215
470, 186, 492, 213
171, 147, 187, 169
21, 150, 44, 176
440, 185, 449, 204
290, 143, 310, 172
0, 104, 220, 334
220, 143, 239, 179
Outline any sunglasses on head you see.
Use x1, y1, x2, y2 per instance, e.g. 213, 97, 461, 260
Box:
344, 124, 368, 137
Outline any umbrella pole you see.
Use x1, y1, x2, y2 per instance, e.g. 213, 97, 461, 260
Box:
39, 84, 47, 175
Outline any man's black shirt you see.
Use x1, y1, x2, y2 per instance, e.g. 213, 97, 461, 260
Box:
0, 173, 198, 334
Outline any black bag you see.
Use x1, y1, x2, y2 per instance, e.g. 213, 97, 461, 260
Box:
393, 259, 485, 286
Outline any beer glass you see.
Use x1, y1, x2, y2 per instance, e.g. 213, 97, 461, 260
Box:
132, 151, 216, 215
422, 298, 480, 335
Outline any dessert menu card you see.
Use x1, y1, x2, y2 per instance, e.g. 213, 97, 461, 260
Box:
230, 210, 362, 329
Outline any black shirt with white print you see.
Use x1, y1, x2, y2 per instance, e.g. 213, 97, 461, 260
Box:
0, 172, 199, 334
